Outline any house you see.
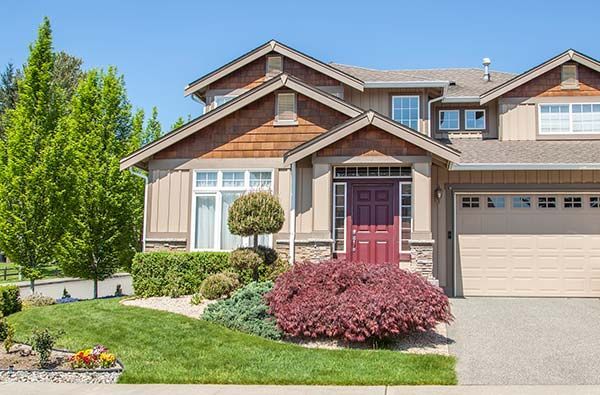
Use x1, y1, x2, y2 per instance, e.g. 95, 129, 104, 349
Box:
120, 41, 600, 298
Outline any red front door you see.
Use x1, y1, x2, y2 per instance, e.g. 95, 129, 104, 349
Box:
348, 181, 399, 264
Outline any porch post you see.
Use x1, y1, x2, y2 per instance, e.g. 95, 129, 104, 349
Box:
289, 162, 296, 264
409, 161, 437, 284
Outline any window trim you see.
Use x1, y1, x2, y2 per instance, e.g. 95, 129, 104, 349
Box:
399, 182, 413, 254
439, 110, 460, 131
190, 169, 274, 252
464, 109, 486, 130
538, 102, 600, 135
332, 182, 347, 253
391, 95, 420, 132
274, 92, 298, 126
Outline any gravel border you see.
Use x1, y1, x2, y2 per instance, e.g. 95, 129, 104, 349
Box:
121, 295, 215, 318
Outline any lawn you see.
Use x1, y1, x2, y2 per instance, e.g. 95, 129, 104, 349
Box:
7, 298, 456, 385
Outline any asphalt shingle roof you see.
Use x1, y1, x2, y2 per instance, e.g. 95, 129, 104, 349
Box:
447, 139, 600, 164
330, 63, 516, 97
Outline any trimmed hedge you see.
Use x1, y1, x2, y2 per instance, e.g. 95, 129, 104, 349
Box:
200, 272, 240, 300
0, 285, 21, 316
131, 252, 230, 297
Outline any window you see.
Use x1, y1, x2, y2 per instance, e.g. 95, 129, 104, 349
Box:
512, 196, 531, 208
213, 95, 236, 108
400, 183, 412, 253
392, 96, 420, 130
487, 196, 505, 208
275, 93, 297, 125
439, 110, 459, 130
462, 196, 480, 208
591, 196, 600, 208
465, 110, 486, 130
192, 170, 273, 251
539, 103, 600, 134
333, 166, 411, 179
561, 64, 578, 89
538, 196, 557, 208
266, 55, 283, 78
333, 183, 346, 252
564, 196, 582, 208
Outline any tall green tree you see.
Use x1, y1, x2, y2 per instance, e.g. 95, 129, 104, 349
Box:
52, 51, 83, 101
170, 114, 191, 130
58, 67, 143, 298
0, 63, 22, 139
0, 17, 68, 291
142, 106, 161, 145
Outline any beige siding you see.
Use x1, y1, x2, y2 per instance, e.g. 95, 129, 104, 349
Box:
498, 98, 537, 140
147, 169, 191, 238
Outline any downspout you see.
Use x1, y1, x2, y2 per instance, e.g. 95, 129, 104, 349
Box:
427, 95, 444, 137
129, 167, 149, 252
289, 162, 297, 264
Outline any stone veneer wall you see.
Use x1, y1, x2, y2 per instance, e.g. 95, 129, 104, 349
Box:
275, 240, 333, 262
406, 239, 437, 285
144, 239, 187, 252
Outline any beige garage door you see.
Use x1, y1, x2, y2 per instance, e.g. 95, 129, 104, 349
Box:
456, 193, 600, 297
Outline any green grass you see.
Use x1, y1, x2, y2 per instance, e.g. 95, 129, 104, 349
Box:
7, 298, 456, 385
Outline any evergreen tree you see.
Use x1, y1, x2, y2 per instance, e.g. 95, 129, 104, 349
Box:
0, 17, 67, 291
170, 115, 191, 130
0, 63, 22, 139
52, 51, 83, 101
142, 106, 161, 145
57, 68, 143, 298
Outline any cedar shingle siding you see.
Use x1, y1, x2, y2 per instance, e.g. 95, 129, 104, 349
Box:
317, 125, 426, 157
504, 63, 600, 98
155, 92, 349, 159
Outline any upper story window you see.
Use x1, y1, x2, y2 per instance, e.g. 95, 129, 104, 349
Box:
539, 103, 600, 134
465, 109, 486, 130
439, 110, 459, 130
214, 95, 236, 108
275, 92, 297, 125
561, 64, 579, 89
392, 96, 419, 131
266, 55, 283, 78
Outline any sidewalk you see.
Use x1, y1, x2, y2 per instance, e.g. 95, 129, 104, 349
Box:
2, 384, 600, 395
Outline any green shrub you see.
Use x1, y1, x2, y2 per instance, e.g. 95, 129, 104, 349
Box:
22, 293, 55, 309
202, 281, 282, 340
0, 285, 21, 316
200, 272, 240, 300
190, 293, 203, 305
227, 192, 285, 244
0, 316, 8, 342
2, 321, 14, 353
231, 246, 285, 283
29, 328, 62, 367
229, 248, 263, 271
131, 252, 230, 297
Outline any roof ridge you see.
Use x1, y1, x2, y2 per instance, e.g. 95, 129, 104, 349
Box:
331, 62, 516, 75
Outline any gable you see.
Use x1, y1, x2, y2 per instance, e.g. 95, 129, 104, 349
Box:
154, 92, 350, 160
502, 62, 600, 98
317, 125, 426, 157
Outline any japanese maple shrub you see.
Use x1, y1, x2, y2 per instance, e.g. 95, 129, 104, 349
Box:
266, 259, 452, 342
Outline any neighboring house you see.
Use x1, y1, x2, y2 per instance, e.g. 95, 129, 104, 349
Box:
121, 41, 600, 298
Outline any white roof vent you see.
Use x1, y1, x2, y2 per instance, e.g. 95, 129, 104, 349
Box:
482, 58, 491, 82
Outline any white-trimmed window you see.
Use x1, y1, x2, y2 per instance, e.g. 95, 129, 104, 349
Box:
266, 55, 283, 78
214, 95, 236, 108
275, 92, 297, 125
439, 110, 459, 130
462, 196, 480, 208
539, 103, 600, 134
191, 170, 274, 251
512, 196, 531, 208
400, 183, 412, 253
564, 196, 582, 208
392, 96, 420, 130
465, 109, 486, 130
487, 196, 505, 208
538, 196, 557, 209
591, 196, 600, 208
333, 183, 347, 253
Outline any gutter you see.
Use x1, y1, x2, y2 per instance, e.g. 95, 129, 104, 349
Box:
427, 95, 444, 137
449, 163, 600, 171
442, 96, 480, 103
129, 167, 149, 252
363, 81, 449, 89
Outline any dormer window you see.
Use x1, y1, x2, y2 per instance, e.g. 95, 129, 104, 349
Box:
274, 92, 297, 125
561, 64, 579, 89
266, 55, 283, 79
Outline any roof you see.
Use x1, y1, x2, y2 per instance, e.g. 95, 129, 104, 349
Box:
480, 49, 600, 104
284, 110, 461, 165
184, 40, 364, 96
330, 63, 515, 99
120, 74, 363, 170
448, 139, 600, 170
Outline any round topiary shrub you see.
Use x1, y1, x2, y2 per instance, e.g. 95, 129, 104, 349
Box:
229, 248, 263, 271
266, 260, 452, 342
200, 272, 240, 300
227, 191, 284, 246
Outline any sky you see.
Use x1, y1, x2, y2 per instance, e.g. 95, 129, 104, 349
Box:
2, 0, 600, 130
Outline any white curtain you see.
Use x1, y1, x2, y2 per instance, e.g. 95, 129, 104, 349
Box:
195, 195, 215, 249
221, 192, 243, 250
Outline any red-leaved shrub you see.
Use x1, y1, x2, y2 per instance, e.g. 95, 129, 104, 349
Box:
266, 259, 452, 342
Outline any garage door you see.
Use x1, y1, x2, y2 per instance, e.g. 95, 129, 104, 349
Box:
456, 193, 600, 297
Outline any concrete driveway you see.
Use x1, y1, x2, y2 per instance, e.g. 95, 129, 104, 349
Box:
448, 297, 600, 385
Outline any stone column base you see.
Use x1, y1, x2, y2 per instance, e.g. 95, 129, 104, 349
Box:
144, 239, 187, 252
407, 239, 438, 286
275, 239, 333, 262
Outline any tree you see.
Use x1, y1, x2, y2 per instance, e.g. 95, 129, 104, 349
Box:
57, 68, 143, 298
0, 63, 22, 139
0, 17, 68, 292
228, 192, 285, 247
52, 51, 83, 101
142, 106, 161, 145
170, 114, 191, 130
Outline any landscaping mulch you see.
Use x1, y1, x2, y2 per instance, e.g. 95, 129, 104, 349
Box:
121, 295, 215, 318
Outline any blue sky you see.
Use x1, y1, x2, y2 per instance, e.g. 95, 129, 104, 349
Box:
2, 0, 599, 130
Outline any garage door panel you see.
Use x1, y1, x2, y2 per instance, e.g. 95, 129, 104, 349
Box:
457, 193, 600, 297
